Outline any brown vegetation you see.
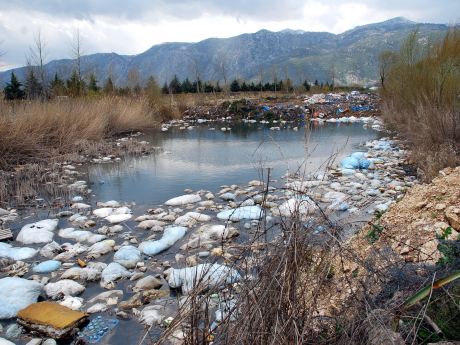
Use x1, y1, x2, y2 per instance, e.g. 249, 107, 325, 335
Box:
0, 96, 167, 169
380, 28, 460, 181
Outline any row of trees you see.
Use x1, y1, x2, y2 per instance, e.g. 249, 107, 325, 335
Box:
3, 68, 337, 100
160, 75, 336, 95
2, 70, 164, 100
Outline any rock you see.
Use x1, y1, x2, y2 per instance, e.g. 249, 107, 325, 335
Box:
141, 289, 169, 301
248, 180, 263, 187
0, 208, 9, 216
43, 339, 57, 345
0, 277, 43, 319
105, 214, 132, 224
86, 303, 108, 313
26, 338, 43, 345
165, 194, 201, 206
174, 212, 211, 227
220, 193, 236, 201
45, 280, 85, 298
445, 206, 460, 230
435, 203, 446, 211
119, 293, 144, 310
5, 324, 23, 338
16, 219, 59, 244
88, 290, 123, 305
113, 245, 141, 269
137, 219, 166, 229
71, 203, 91, 210
0, 338, 16, 345
97, 200, 121, 208
134, 276, 162, 291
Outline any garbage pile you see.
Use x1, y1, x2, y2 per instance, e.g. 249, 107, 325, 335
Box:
183, 98, 307, 125
305, 91, 380, 120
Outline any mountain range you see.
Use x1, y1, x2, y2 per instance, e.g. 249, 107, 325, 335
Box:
0, 17, 450, 87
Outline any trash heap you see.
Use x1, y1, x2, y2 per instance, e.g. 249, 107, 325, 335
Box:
305, 90, 380, 120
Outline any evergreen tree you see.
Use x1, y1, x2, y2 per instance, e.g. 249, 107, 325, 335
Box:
168, 75, 182, 94
67, 70, 85, 96
51, 73, 66, 96
314, 79, 319, 87
88, 74, 99, 93
303, 80, 311, 92
3, 72, 25, 100
240, 82, 249, 92
181, 78, 193, 93
215, 82, 222, 93
230, 79, 240, 92
24, 69, 42, 100
103, 77, 115, 94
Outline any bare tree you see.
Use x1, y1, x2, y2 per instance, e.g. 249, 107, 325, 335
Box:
215, 52, 228, 88
329, 63, 336, 91
28, 30, 48, 98
71, 28, 84, 84
188, 57, 201, 93
258, 65, 264, 92
378, 50, 398, 89
270, 65, 278, 93
127, 67, 140, 94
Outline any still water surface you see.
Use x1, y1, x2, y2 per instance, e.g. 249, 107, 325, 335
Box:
86, 122, 379, 204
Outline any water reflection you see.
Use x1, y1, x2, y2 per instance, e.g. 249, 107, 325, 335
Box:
86, 122, 378, 205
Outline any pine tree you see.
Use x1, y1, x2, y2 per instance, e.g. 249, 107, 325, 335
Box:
230, 79, 240, 92
88, 74, 99, 93
3, 72, 25, 100
24, 69, 42, 100
67, 70, 85, 97
181, 78, 193, 93
168, 75, 182, 94
303, 80, 311, 92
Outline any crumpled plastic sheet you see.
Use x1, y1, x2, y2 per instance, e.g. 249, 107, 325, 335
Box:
78, 316, 119, 343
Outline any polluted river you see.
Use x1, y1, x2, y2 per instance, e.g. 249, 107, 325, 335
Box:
0, 115, 418, 345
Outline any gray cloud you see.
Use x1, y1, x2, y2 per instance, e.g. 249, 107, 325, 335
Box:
0, 0, 305, 21
0, 0, 458, 70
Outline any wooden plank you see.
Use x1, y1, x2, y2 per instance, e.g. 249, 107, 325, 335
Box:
0, 228, 13, 241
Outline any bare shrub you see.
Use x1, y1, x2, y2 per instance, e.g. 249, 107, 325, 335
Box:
381, 28, 460, 180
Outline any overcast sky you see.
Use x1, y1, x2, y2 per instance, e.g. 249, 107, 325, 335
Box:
0, 0, 458, 70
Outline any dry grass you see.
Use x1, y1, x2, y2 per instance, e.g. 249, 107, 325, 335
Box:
0, 96, 168, 169
381, 28, 460, 181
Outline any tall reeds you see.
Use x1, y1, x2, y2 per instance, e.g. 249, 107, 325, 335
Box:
0, 96, 163, 169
